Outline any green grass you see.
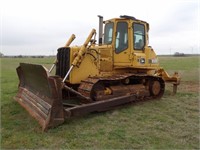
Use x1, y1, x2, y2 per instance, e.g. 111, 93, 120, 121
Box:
159, 56, 200, 82
1, 56, 199, 149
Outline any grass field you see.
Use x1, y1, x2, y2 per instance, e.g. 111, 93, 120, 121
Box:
1, 56, 199, 149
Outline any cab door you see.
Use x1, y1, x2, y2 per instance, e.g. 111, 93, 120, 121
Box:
114, 21, 131, 66
132, 23, 147, 66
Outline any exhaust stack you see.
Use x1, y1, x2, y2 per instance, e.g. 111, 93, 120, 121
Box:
98, 15, 103, 45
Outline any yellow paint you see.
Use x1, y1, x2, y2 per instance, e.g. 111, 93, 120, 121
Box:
66, 17, 179, 85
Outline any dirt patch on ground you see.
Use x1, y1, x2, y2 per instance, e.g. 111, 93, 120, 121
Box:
166, 81, 199, 94
176, 81, 199, 93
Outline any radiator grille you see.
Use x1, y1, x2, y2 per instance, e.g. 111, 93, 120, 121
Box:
56, 47, 70, 79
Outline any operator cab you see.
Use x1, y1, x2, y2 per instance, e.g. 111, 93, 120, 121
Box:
99, 15, 155, 68
103, 15, 149, 52
99, 16, 159, 69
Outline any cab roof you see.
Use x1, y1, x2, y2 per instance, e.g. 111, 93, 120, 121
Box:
104, 15, 149, 31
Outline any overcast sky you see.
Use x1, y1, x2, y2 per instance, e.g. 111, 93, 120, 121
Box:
1, 0, 199, 55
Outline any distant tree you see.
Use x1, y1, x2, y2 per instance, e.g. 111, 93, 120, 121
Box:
0, 52, 4, 57
174, 52, 185, 57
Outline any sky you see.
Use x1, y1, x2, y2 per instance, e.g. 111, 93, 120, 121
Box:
0, 0, 199, 55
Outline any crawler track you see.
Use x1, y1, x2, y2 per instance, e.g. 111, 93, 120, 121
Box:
78, 73, 165, 102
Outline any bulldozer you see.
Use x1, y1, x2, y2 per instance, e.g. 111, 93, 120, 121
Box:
14, 15, 180, 131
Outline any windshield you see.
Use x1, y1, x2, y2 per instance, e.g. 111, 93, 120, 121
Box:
104, 22, 114, 44
115, 22, 128, 53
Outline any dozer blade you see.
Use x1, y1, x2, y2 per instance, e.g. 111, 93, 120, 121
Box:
14, 63, 64, 131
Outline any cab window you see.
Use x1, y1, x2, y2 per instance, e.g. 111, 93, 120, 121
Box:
133, 23, 145, 50
115, 22, 128, 53
104, 22, 114, 44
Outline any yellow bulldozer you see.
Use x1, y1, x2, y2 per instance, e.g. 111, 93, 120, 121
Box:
14, 15, 180, 131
